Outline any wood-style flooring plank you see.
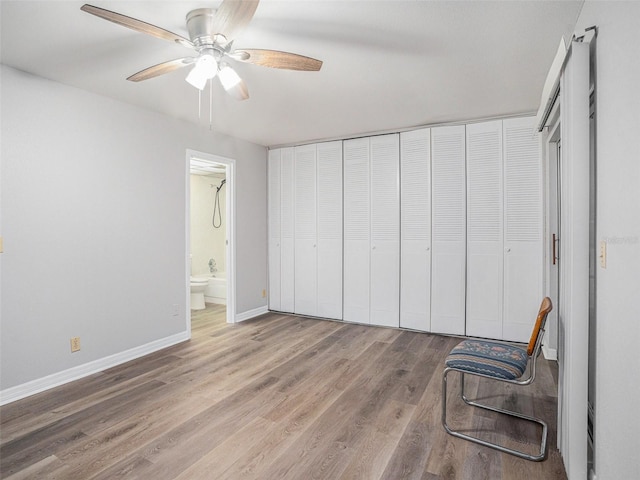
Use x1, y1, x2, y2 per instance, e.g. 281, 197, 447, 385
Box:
0, 305, 567, 480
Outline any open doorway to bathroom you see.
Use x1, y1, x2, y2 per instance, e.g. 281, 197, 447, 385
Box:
186, 149, 235, 331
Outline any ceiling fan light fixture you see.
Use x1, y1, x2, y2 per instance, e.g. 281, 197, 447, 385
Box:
218, 64, 242, 91
185, 53, 218, 90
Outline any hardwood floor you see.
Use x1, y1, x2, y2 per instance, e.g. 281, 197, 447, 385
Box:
0, 305, 567, 479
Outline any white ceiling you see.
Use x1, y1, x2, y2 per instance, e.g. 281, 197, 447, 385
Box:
0, 0, 583, 147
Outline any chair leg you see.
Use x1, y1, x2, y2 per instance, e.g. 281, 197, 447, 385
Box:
442, 368, 548, 462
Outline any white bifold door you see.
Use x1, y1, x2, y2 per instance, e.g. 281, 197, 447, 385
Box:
502, 117, 543, 342
344, 134, 400, 327
400, 128, 432, 332
268, 147, 295, 313
280, 147, 295, 313
294, 144, 318, 316
465, 117, 542, 342
465, 120, 505, 339
293, 141, 343, 320
316, 141, 343, 319
430, 125, 466, 335
268, 149, 282, 311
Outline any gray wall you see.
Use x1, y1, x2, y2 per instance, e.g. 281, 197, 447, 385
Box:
575, 3, 640, 479
0, 65, 267, 392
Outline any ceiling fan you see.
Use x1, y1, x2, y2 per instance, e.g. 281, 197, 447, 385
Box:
80, 1, 323, 101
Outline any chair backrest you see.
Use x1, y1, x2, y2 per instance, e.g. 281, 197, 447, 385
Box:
527, 297, 553, 356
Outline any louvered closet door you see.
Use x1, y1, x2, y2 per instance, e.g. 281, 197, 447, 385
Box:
268, 149, 282, 311
370, 134, 400, 327
466, 120, 504, 339
400, 128, 431, 331
431, 125, 466, 335
343, 137, 370, 324
280, 147, 295, 313
503, 117, 543, 342
316, 141, 343, 320
294, 144, 318, 316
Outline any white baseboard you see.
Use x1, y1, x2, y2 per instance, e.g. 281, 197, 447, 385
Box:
542, 344, 557, 361
205, 296, 227, 305
0, 331, 190, 406
235, 305, 269, 323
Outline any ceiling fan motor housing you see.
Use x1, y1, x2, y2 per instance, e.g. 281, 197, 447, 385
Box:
186, 8, 226, 48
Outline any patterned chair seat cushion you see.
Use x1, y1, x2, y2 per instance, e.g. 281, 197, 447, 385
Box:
445, 339, 529, 380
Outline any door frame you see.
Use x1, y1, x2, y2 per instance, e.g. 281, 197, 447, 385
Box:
185, 149, 236, 329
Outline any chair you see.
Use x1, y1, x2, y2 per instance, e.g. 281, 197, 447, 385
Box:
441, 297, 553, 461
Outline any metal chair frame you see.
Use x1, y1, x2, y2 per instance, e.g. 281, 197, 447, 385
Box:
442, 299, 552, 462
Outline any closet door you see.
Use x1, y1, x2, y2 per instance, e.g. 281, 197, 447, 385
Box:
294, 144, 318, 316
316, 141, 343, 320
431, 125, 466, 335
503, 117, 543, 342
343, 137, 370, 324
370, 134, 400, 327
400, 128, 431, 331
280, 147, 295, 313
268, 149, 281, 311
465, 120, 504, 338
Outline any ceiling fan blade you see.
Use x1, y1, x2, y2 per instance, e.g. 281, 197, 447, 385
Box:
127, 58, 195, 82
81, 4, 193, 48
232, 49, 322, 71
210, 0, 260, 42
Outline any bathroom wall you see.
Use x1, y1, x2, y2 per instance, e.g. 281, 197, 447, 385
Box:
190, 173, 227, 276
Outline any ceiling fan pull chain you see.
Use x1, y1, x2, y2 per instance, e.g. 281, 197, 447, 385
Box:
209, 79, 213, 130
198, 88, 202, 121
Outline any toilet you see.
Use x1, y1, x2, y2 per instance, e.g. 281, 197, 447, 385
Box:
190, 277, 209, 310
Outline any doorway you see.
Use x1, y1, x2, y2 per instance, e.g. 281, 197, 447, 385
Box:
186, 149, 236, 331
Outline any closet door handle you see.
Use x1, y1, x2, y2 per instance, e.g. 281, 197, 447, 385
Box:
552, 233, 557, 265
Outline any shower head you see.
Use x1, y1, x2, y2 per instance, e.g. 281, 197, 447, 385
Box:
212, 178, 226, 192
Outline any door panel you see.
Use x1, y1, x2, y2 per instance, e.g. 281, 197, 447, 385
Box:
431, 125, 466, 335
268, 149, 281, 310
503, 117, 543, 342
400, 128, 431, 331
317, 141, 343, 320
343, 138, 370, 323
370, 134, 400, 327
294, 144, 318, 316
280, 147, 295, 313
466, 120, 503, 338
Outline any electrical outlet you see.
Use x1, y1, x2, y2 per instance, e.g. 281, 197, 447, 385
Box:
70, 337, 81, 352
172, 304, 180, 316
262, 289, 266, 298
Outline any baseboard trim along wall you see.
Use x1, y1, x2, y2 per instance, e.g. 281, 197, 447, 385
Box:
0, 331, 190, 406
542, 344, 558, 361
235, 305, 269, 323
